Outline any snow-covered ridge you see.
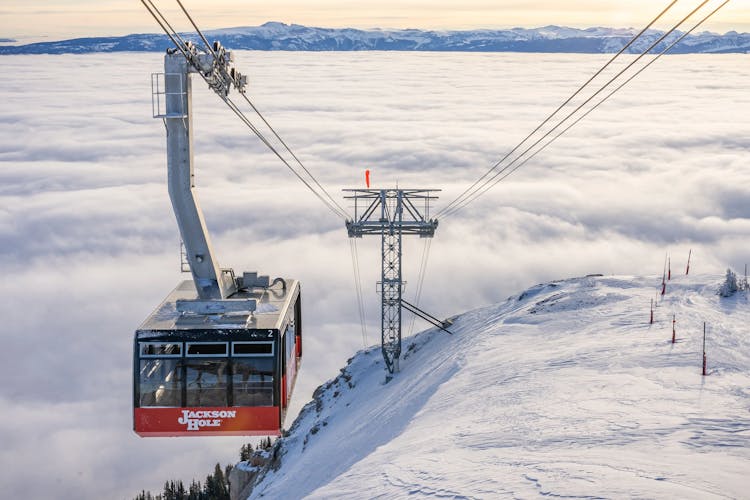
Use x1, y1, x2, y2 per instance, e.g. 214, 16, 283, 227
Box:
2, 22, 749, 54
238, 273, 749, 499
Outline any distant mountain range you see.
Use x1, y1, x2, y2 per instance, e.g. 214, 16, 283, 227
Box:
1, 22, 749, 55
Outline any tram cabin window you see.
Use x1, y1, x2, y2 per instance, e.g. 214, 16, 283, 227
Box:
140, 342, 181, 357
186, 342, 228, 356
233, 342, 274, 356
232, 342, 274, 406
139, 358, 182, 407
184, 343, 228, 406
139, 342, 183, 407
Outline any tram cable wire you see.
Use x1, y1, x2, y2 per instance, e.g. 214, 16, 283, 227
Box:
436, 0, 681, 219
175, 0, 216, 58
141, 0, 351, 221
141, 0, 190, 59
473, 0, 733, 195
438, 0, 719, 219
238, 91, 351, 220
349, 238, 369, 348
220, 93, 350, 220
184, 0, 350, 221
408, 239, 432, 337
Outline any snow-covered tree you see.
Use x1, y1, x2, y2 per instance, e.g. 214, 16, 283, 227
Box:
719, 268, 739, 297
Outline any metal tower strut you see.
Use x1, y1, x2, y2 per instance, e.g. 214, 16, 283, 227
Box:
344, 189, 439, 373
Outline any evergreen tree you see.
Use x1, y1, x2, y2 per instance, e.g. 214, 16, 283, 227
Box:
259, 436, 273, 450
204, 463, 230, 500
164, 480, 177, 500
239, 443, 254, 461
187, 479, 203, 500
176, 480, 186, 499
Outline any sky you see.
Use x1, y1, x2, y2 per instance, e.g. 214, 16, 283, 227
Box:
0, 48, 748, 498
0, 0, 749, 42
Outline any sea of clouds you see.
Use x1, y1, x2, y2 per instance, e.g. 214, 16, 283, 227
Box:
0, 50, 748, 499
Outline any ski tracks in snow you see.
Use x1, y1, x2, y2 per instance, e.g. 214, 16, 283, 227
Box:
247, 274, 750, 499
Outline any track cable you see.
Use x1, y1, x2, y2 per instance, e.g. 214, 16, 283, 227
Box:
438, 0, 723, 219
349, 238, 369, 348
142, 0, 350, 221
464, 0, 733, 198
408, 238, 432, 337
436, 0, 681, 218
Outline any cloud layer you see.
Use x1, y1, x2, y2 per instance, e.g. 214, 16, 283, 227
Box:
0, 51, 748, 498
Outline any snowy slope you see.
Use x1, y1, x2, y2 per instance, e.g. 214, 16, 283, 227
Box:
1, 23, 749, 54
242, 273, 749, 499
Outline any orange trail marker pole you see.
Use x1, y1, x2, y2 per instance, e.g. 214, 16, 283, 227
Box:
365, 169, 371, 188
668, 256, 671, 280
650, 299, 654, 324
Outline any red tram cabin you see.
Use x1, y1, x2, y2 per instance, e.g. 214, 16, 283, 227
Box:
133, 279, 302, 437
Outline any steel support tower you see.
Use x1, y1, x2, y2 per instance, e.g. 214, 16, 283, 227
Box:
344, 189, 439, 373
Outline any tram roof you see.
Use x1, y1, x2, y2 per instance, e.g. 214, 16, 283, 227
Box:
136, 279, 299, 335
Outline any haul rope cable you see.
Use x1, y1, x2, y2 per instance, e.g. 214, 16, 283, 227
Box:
439, 0, 719, 219
409, 239, 432, 336
354, 238, 369, 346
142, 0, 351, 221
408, 238, 432, 337
175, 0, 215, 58
466, 0, 733, 201
238, 91, 351, 221
220, 93, 349, 220
436, 0, 682, 218
438, 0, 714, 219
439, 0, 718, 219
349, 238, 369, 348
142, 0, 191, 59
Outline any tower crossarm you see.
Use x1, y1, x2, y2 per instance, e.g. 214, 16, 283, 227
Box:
344, 189, 440, 238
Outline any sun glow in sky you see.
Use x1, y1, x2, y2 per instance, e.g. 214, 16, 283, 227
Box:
0, 0, 748, 42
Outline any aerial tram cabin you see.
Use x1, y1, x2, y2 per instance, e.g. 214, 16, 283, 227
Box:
133, 41, 303, 436
134, 278, 301, 437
